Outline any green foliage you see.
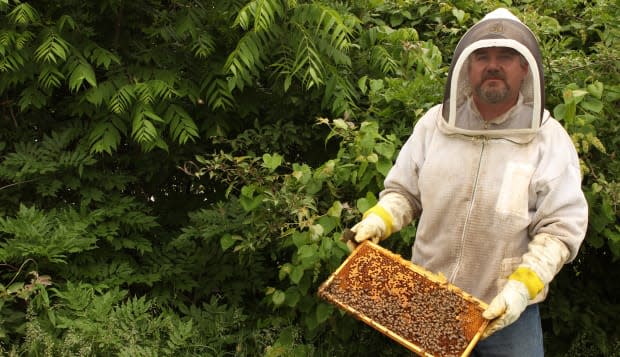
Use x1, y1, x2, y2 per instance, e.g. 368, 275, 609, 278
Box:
0, 0, 618, 356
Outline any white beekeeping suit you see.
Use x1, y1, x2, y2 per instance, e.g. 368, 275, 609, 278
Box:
351, 8, 588, 338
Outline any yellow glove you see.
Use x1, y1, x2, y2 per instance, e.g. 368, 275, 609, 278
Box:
346, 205, 393, 251
482, 279, 530, 338
483, 233, 570, 338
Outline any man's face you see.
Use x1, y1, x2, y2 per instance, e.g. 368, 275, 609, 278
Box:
468, 47, 528, 105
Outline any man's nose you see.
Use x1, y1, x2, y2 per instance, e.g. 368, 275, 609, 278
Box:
486, 56, 500, 69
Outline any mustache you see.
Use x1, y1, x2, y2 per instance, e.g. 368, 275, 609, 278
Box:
482, 70, 505, 81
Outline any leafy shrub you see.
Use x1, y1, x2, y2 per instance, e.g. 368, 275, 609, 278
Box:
0, 0, 618, 356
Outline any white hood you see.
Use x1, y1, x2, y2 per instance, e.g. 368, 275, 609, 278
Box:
440, 8, 546, 142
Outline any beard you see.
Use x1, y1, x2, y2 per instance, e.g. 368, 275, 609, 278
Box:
476, 84, 510, 103
474, 70, 510, 104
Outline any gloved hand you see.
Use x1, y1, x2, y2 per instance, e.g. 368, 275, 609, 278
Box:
346, 204, 393, 252
345, 213, 388, 252
351, 213, 388, 244
345, 193, 415, 252
482, 233, 571, 338
482, 279, 529, 338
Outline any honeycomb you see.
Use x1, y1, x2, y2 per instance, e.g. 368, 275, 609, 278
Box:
318, 241, 488, 357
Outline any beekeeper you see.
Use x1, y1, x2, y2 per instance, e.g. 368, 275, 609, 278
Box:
349, 8, 588, 356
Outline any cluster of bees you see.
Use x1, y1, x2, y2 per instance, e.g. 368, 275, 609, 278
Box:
320, 243, 485, 357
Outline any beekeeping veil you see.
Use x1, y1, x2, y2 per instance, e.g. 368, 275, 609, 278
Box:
440, 8, 545, 140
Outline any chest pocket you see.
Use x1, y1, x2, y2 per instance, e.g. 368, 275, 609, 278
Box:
495, 162, 535, 219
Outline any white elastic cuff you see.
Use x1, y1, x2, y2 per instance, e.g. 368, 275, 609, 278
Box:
378, 192, 414, 233
521, 233, 570, 284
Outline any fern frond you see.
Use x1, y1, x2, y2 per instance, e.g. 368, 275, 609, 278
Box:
224, 30, 273, 91
39, 123, 86, 153
0, 30, 11, 46
84, 80, 115, 107
68, 58, 97, 92
57, 14, 77, 32
322, 68, 358, 116
294, 3, 354, 51
34, 29, 70, 64
370, 46, 398, 75
147, 79, 177, 101
109, 84, 136, 114
280, 3, 357, 91
191, 33, 215, 59
88, 116, 125, 155
0, 123, 91, 179
14, 30, 34, 50
165, 104, 199, 145
201, 73, 235, 110
84, 43, 121, 69
235, 0, 284, 32
37, 64, 65, 89
0, 205, 98, 264
134, 82, 155, 105
290, 28, 325, 89
388, 27, 419, 42
131, 105, 160, 144
0, 51, 26, 72
7, 2, 39, 25
18, 86, 47, 110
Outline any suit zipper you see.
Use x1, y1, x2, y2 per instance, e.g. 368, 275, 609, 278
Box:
450, 136, 486, 282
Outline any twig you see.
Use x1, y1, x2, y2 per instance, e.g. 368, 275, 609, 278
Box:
5, 258, 36, 287
0, 179, 37, 191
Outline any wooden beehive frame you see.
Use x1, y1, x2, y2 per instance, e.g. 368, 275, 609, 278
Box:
318, 241, 489, 357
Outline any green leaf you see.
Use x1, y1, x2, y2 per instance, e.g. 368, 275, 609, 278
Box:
292, 163, 312, 184
452, 8, 466, 24
275, 327, 294, 346
604, 226, 620, 243
166, 105, 199, 144
316, 302, 332, 323
587, 81, 604, 99
19, 87, 47, 110
240, 185, 264, 211
553, 103, 567, 121
305, 312, 318, 330
220, 234, 236, 251
297, 245, 316, 260
377, 156, 392, 176
240, 194, 263, 212
7, 282, 24, 295
375, 142, 395, 159
290, 265, 304, 284
356, 191, 377, 213
33, 30, 70, 64
326, 201, 343, 217
272, 290, 286, 306
262, 153, 283, 172
8, 3, 39, 25
564, 88, 588, 104
279, 263, 292, 281
332, 119, 348, 130
580, 97, 604, 113
292, 231, 310, 248
131, 114, 158, 144
68, 61, 97, 92
358, 75, 368, 94
317, 216, 337, 235
284, 288, 301, 307
88, 119, 123, 154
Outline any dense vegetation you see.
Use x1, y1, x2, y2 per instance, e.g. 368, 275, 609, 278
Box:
0, 0, 618, 355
